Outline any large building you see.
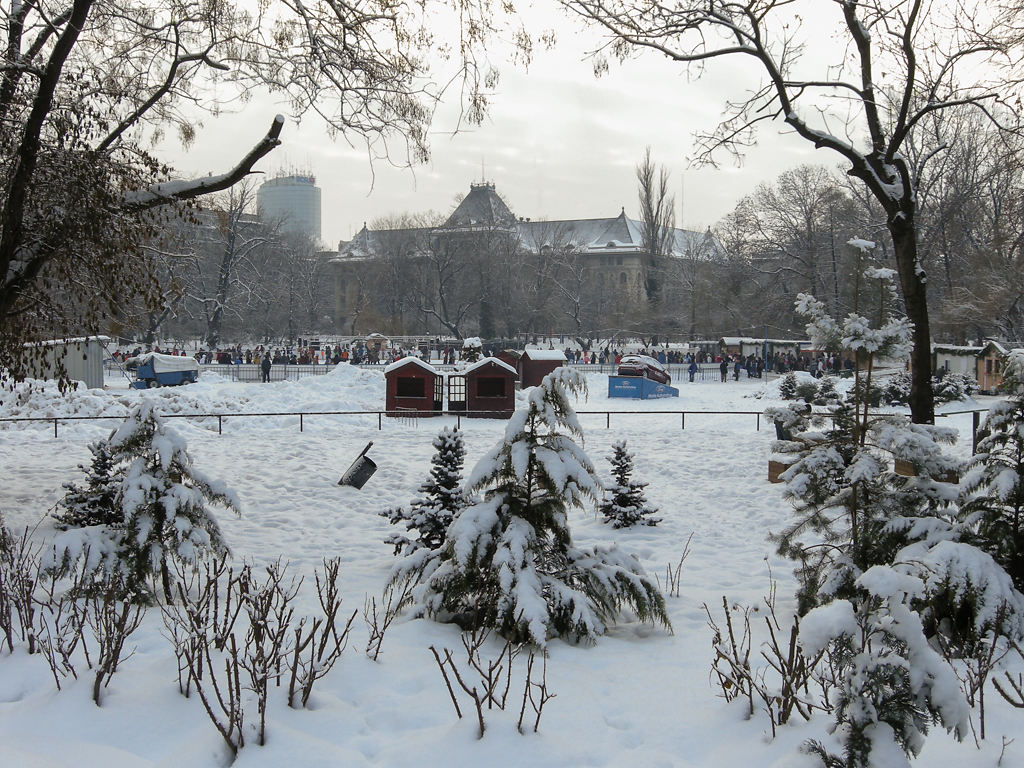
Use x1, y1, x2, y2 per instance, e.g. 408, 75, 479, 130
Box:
258, 173, 322, 243
332, 181, 721, 337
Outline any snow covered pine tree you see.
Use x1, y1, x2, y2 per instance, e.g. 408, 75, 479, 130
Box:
960, 349, 1024, 592
54, 439, 122, 529
380, 427, 467, 555
599, 440, 660, 528
768, 245, 1024, 766
50, 401, 240, 601
397, 368, 670, 645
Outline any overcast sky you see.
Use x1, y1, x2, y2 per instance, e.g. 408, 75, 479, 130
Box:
161, 8, 830, 249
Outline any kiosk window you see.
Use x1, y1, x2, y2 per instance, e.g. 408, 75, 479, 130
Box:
396, 378, 426, 398
477, 378, 506, 398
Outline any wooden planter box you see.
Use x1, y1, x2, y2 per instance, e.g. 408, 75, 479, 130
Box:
768, 459, 793, 484
893, 458, 959, 484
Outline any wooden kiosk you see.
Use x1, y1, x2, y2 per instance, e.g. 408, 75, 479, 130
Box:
518, 349, 567, 388
448, 357, 518, 418
384, 357, 443, 416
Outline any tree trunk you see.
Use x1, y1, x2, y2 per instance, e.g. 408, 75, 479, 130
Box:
889, 217, 935, 424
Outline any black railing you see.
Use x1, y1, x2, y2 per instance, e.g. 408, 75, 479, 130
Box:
3, 408, 782, 437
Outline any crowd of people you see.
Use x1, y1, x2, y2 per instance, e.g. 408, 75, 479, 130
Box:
110, 341, 853, 385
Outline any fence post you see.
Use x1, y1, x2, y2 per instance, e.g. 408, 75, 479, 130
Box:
756, 413, 760, 431
300, 413, 304, 432
681, 413, 685, 430
218, 415, 222, 435
606, 412, 610, 429
378, 412, 382, 430
54, 418, 58, 438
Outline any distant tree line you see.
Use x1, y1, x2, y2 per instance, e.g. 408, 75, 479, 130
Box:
335, 118, 1024, 349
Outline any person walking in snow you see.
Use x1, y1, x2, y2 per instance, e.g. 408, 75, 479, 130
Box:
260, 355, 272, 383
689, 360, 698, 383
719, 359, 728, 382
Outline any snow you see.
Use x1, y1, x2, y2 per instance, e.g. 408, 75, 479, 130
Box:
521, 349, 567, 361
463, 357, 518, 376
383, 356, 438, 375
0, 368, 1020, 767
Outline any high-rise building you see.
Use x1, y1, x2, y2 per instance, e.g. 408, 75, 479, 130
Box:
257, 173, 322, 243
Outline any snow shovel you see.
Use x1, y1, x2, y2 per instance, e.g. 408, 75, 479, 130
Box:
338, 441, 377, 489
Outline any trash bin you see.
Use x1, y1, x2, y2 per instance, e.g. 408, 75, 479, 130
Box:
339, 442, 377, 488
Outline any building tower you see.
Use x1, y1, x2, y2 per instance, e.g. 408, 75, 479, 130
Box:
257, 173, 322, 243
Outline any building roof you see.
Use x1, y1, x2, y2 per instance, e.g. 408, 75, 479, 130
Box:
464, 357, 518, 376
522, 349, 567, 361
334, 182, 725, 262
441, 182, 516, 229
384, 356, 438, 375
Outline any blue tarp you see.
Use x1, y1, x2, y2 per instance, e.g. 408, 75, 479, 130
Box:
607, 376, 679, 399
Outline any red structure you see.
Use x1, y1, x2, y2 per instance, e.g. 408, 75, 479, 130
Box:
495, 349, 521, 370
384, 357, 443, 416
448, 357, 518, 418
518, 349, 567, 388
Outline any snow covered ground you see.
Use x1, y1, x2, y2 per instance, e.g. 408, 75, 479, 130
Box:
0, 368, 1019, 768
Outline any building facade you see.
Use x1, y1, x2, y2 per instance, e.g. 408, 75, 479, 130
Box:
258, 174, 322, 243
332, 182, 721, 337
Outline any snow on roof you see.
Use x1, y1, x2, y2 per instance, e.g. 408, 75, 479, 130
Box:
384, 356, 438, 375
522, 349, 567, 361
463, 357, 518, 376
27, 336, 112, 347
126, 352, 199, 372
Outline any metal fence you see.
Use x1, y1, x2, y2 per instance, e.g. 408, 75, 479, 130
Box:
3, 408, 777, 437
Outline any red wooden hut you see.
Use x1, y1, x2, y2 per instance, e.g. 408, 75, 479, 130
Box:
384, 357, 443, 416
518, 349, 566, 388
495, 349, 521, 369
448, 357, 518, 418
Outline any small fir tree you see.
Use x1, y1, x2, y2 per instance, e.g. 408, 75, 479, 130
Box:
814, 376, 838, 405
53, 439, 122, 530
462, 337, 482, 363
51, 401, 240, 601
960, 349, 1024, 592
114, 401, 239, 600
800, 571, 970, 768
778, 371, 798, 400
400, 368, 670, 645
599, 440, 660, 528
380, 427, 467, 556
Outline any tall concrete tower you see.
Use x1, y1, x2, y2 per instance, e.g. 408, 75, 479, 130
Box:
257, 173, 322, 243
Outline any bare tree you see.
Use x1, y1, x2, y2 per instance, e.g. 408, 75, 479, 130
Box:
1, 0, 498, 379
636, 147, 675, 303
562, 0, 1023, 422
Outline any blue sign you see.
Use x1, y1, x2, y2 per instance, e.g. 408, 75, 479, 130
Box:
608, 376, 679, 399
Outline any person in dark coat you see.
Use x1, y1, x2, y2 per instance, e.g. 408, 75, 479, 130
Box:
689, 360, 698, 383
260, 355, 272, 383
719, 359, 728, 382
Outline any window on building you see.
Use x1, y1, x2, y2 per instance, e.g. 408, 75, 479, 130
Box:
616, 256, 622, 265
476, 377, 506, 398
620, 272, 627, 285
396, 377, 426, 398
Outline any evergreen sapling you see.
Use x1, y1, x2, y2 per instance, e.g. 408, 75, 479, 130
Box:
398, 368, 670, 645
49, 401, 240, 601
599, 440, 660, 528
960, 349, 1024, 592
779, 372, 798, 400
380, 427, 467, 556
54, 439, 122, 530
